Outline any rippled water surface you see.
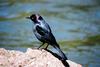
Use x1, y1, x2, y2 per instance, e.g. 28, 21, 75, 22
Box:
0, 0, 100, 67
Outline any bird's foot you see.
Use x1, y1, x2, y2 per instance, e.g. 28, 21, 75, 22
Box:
42, 48, 48, 51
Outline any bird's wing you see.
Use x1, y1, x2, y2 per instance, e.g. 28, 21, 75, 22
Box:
36, 25, 49, 36
44, 22, 52, 32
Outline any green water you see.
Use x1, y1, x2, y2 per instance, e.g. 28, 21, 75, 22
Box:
0, 0, 100, 67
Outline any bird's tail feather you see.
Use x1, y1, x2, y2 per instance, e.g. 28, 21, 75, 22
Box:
52, 43, 68, 60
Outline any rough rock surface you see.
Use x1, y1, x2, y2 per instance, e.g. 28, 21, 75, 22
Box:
0, 48, 82, 67
0, 48, 65, 67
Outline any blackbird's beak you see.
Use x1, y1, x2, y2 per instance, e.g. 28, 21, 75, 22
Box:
26, 17, 30, 19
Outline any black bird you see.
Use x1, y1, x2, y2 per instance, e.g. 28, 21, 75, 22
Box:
26, 14, 68, 61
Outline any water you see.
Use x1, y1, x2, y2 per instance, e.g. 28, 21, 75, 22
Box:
0, 0, 100, 67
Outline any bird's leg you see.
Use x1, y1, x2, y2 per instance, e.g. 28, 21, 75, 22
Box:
38, 42, 45, 49
44, 43, 49, 50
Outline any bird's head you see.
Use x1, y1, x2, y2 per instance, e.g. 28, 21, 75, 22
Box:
26, 14, 43, 23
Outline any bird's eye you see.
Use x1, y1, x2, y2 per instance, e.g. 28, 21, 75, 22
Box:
38, 16, 43, 20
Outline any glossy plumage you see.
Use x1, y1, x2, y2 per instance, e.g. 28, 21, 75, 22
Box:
26, 14, 68, 60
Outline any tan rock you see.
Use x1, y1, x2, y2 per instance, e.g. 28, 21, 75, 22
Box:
0, 48, 82, 67
0, 48, 64, 67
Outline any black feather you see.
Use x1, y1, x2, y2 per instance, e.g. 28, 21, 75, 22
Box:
36, 25, 47, 36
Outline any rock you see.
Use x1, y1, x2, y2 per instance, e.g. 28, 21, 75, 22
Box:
0, 48, 65, 67
0, 48, 82, 67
